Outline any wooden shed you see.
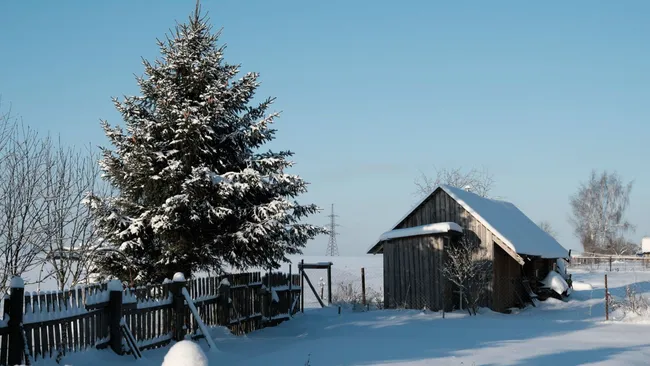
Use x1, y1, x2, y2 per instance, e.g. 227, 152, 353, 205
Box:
367, 184, 570, 313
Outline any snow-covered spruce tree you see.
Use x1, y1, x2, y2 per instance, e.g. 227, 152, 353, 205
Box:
86, 5, 327, 284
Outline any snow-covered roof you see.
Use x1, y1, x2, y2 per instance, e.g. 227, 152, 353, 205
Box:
441, 185, 568, 258
372, 184, 569, 259
379, 222, 463, 242
367, 222, 463, 254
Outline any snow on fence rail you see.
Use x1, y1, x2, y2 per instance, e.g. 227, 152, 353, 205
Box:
0, 271, 301, 365
569, 255, 650, 272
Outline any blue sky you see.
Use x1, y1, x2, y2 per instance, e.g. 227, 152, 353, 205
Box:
1, 1, 649, 256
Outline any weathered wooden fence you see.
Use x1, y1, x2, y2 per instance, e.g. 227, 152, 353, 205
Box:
0, 271, 301, 365
569, 255, 650, 272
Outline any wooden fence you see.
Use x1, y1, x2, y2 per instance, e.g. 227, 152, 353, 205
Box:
569, 255, 650, 272
0, 271, 301, 365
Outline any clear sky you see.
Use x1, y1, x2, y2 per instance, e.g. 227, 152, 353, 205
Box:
1, 1, 649, 256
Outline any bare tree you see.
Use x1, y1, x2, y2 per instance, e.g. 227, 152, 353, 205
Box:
538, 220, 558, 240
0, 115, 51, 294
40, 140, 106, 290
415, 166, 494, 199
0, 100, 105, 294
0, 98, 14, 163
605, 237, 639, 256
442, 233, 492, 315
569, 170, 635, 254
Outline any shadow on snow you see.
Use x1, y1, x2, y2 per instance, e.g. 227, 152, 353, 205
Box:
211, 278, 650, 365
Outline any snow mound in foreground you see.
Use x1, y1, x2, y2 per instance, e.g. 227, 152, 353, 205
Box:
541, 271, 569, 295
571, 281, 593, 291
161, 340, 208, 366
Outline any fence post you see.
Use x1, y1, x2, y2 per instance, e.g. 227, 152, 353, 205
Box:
217, 277, 230, 326
108, 279, 123, 355
327, 263, 332, 305
170, 273, 187, 341
609, 256, 612, 272
605, 274, 609, 321
8, 276, 25, 366
288, 264, 293, 317
268, 267, 272, 319
361, 267, 366, 306
300, 260, 304, 313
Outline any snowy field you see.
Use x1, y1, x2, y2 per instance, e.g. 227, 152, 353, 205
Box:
23, 256, 650, 365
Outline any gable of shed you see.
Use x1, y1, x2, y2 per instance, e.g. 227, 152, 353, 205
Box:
367, 222, 463, 254
393, 187, 525, 265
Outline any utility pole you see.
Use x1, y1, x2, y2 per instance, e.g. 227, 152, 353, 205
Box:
325, 203, 340, 256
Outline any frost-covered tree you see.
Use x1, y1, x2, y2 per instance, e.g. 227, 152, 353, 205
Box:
568, 170, 634, 254
86, 4, 326, 283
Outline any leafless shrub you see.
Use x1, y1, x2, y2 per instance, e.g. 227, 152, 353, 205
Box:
610, 284, 650, 319
330, 280, 384, 310
442, 234, 492, 316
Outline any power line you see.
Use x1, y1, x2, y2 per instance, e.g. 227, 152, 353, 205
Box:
325, 203, 340, 256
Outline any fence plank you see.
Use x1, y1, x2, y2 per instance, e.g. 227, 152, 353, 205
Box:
83, 298, 90, 349
31, 293, 42, 360
54, 292, 63, 356
1, 295, 10, 365
70, 289, 78, 353
24, 293, 34, 360
45, 292, 55, 358
61, 291, 71, 355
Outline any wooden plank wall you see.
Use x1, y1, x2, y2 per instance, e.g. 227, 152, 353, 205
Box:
393, 188, 528, 311
492, 244, 523, 311
383, 236, 450, 311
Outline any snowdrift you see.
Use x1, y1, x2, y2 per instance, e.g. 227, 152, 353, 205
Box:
161, 340, 208, 366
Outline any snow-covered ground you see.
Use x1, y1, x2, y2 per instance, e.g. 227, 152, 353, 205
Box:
24, 256, 650, 366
